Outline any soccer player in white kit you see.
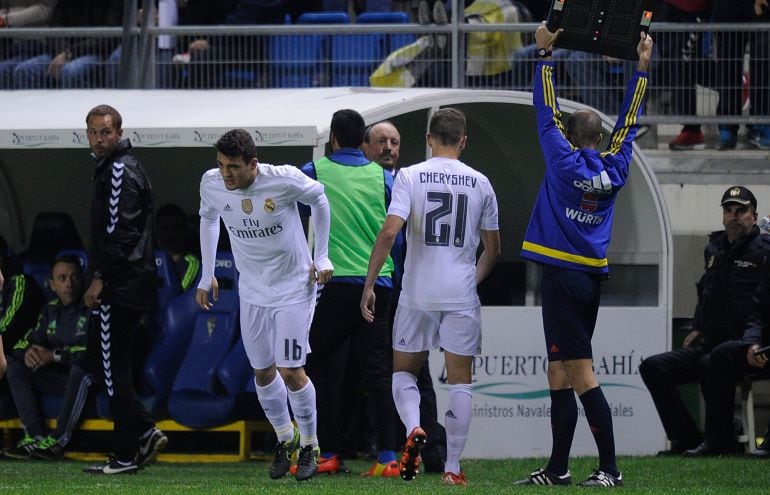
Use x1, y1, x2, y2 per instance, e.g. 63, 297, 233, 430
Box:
196, 129, 333, 482
360, 108, 501, 487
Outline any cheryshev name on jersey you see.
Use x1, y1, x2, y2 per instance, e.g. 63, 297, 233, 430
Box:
419, 171, 478, 188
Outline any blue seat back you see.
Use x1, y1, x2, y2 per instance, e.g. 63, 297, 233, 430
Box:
269, 34, 324, 87
331, 33, 385, 86
56, 248, 89, 273
171, 289, 239, 394
298, 12, 350, 24
22, 260, 54, 300
357, 11, 408, 24
218, 338, 256, 395
155, 249, 182, 310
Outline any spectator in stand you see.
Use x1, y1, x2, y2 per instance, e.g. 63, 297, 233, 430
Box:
0, 0, 57, 89
4, 255, 89, 460
155, 204, 200, 291
712, 0, 770, 150
184, 0, 288, 89
12, 0, 123, 89
640, 186, 770, 455
0, 234, 46, 352
663, 0, 714, 151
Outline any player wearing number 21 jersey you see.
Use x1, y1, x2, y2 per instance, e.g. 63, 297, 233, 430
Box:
361, 108, 500, 487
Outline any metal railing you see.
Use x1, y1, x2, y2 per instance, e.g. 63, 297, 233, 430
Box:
1, 21, 768, 124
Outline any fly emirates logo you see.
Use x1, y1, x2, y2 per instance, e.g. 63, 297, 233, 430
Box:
228, 217, 284, 239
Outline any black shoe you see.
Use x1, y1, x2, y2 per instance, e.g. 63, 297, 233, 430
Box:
684, 440, 738, 457
578, 470, 623, 487
32, 436, 65, 460
657, 435, 702, 456
294, 444, 320, 481
269, 427, 299, 479
749, 437, 770, 459
83, 458, 139, 475
513, 467, 572, 486
137, 428, 168, 468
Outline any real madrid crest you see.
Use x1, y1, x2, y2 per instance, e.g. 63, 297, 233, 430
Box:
729, 187, 741, 197
264, 198, 275, 213
241, 198, 253, 214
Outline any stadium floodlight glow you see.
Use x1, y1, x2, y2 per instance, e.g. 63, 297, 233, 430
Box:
546, 0, 659, 60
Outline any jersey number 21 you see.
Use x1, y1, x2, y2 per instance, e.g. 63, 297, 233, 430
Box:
425, 191, 468, 248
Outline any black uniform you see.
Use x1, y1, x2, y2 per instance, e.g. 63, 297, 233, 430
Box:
85, 138, 158, 462
640, 226, 770, 450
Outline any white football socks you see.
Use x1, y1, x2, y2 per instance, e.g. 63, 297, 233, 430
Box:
392, 371, 421, 435
255, 374, 293, 443
287, 380, 318, 447
445, 383, 472, 475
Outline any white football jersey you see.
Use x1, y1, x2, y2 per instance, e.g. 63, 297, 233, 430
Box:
199, 163, 323, 307
389, 157, 499, 311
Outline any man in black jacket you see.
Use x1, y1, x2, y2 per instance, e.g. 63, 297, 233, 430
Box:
640, 186, 770, 455
81, 104, 166, 475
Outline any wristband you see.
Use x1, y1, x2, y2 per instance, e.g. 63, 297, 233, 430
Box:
537, 48, 552, 59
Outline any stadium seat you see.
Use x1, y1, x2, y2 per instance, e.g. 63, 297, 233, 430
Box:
166, 252, 242, 428
301, 12, 350, 24
217, 339, 263, 420
155, 249, 183, 310
357, 11, 414, 58
331, 32, 385, 86
20, 212, 83, 300
269, 34, 325, 88
55, 248, 89, 273
143, 251, 238, 419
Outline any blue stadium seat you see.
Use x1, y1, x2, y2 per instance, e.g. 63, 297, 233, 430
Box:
357, 11, 414, 62
217, 338, 263, 420
143, 251, 238, 419
299, 12, 350, 24
357, 11, 409, 24
331, 32, 385, 86
155, 249, 183, 310
166, 252, 242, 428
269, 34, 325, 88
56, 248, 89, 273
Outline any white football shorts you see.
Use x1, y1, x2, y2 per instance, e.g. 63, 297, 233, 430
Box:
392, 305, 482, 356
239, 298, 314, 369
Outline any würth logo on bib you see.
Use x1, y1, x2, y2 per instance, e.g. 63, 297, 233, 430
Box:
241, 198, 253, 214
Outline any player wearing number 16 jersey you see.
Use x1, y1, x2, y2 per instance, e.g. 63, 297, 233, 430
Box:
196, 129, 333, 481
361, 108, 500, 487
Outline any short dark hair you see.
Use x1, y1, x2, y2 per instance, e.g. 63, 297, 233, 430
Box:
566, 110, 603, 149
216, 129, 257, 163
86, 104, 122, 129
330, 109, 366, 148
50, 254, 83, 278
429, 108, 466, 146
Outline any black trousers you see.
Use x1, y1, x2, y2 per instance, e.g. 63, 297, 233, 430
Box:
705, 340, 770, 447
84, 304, 155, 461
6, 357, 70, 438
306, 283, 397, 455
639, 345, 710, 442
